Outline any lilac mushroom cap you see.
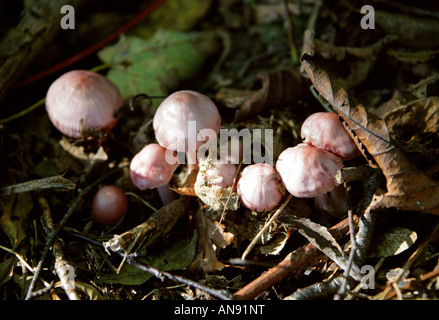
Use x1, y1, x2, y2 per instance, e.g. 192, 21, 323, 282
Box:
301, 112, 360, 160
237, 163, 284, 212
130, 143, 180, 190
45, 70, 123, 138
204, 163, 237, 188
153, 90, 221, 167
92, 185, 128, 225
276, 143, 343, 198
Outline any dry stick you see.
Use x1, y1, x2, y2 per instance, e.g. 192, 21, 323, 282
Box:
241, 194, 293, 260
281, 0, 299, 63
234, 214, 355, 300
70, 232, 232, 300
24, 169, 119, 300
39, 197, 79, 300
124, 254, 232, 300
334, 209, 357, 300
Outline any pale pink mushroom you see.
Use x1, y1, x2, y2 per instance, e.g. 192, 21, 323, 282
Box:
204, 163, 237, 188
301, 112, 360, 160
276, 143, 343, 198
153, 90, 221, 171
92, 185, 128, 225
237, 163, 284, 212
130, 143, 180, 205
45, 70, 123, 138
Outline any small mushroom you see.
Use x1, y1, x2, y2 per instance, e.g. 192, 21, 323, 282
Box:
153, 90, 221, 171
237, 163, 284, 212
276, 143, 343, 198
204, 162, 238, 188
45, 70, 123, 138
92, 185, 128, 225
129, 143, 180, 205
301, 112, 360, 160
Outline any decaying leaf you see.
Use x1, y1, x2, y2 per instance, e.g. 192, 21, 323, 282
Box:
311, 37, 392, 89
301, 53, 439, 216
105, 198, 186, 254
218, 69, 303, 121
375, 11, 439, 50
59, 137, 108, 171
368, 227, 417, 258
187, 208, 234, 273
194, 157, 239, 212
279, 214, 360, 279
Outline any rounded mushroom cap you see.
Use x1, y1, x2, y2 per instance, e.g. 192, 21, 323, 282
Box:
204, 163, 237, 188
46, 70, 123, 138
130, 143, 180, 190
301, 112, 360, 159
276, 143, 343, 198
92, 185, 128, 225
153, 90, 221, 153
237, 163, 284, 212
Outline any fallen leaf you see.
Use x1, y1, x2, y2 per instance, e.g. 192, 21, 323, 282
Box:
375, 11, 439, 49
368, 227, 417, 258
98, 29, 220, 105
229, 69, 303, 121
279, 214, 361, 279
301, 53, 439, 216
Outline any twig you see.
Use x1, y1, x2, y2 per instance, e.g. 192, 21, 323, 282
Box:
334, 209, 357, 300
241, 194, 293, 260
0, 98, 45, 125
281, 0, 299, 64
284, 275, 345, 300
70, 232, 232, 300
124, 254, 232, 300
0, 175, 76, 196
39, 197, 79, 300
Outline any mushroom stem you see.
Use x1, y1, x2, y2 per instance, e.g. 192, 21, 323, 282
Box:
156, 184, 177, 206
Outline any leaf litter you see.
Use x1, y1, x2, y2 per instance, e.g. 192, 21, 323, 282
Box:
1, 0, 439, 301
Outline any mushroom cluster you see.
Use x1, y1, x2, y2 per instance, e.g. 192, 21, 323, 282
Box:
44, 69, 359, 223
276, 112, 360, 215
131, 90, 222, 205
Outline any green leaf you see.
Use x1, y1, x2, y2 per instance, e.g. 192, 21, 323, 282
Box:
98, 29, 219, 105
98, 231, 198, 285
0, 257, 15, 287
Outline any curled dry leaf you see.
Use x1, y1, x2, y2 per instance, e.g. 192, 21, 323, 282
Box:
105, 198, 186, 254
216, 69, 303, 121
301, 53, 439, 216
187, 208, 234, 273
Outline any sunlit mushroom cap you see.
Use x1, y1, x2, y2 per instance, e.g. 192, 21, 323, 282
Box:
45, 70, 123, 138
130, 143, 180, 190
301, 112, 360, 160
153, 90, 221, 153
276, 143, 343, 198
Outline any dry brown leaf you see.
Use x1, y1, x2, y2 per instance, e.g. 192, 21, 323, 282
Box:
221, 69, 303, 121
301, 53, 439, 216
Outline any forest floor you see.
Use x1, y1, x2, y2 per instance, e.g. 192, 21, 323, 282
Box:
1, 0, 439, 301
